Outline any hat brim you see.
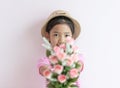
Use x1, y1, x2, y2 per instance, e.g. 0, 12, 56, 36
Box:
41, 10, 81, 39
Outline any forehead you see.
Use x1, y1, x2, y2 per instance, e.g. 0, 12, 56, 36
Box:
50, 24, 72, 33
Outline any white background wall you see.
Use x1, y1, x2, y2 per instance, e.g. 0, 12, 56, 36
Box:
0, 0, 120, 88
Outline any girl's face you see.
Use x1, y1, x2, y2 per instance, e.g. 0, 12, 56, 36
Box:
47, 24, 73, 47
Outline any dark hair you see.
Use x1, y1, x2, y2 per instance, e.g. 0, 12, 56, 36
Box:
46, 16, 74, 34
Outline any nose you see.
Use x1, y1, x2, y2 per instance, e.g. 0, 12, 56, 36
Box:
58, 35, 65, 45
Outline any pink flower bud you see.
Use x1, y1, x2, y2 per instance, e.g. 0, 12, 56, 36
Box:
59, 44, 66, 50
56, 52, 66, 61
49, 55, 58, 64
71, 54, 79, 62
54, 64, 63, 74
58, 74, 67, 83
53, 46, 61, 54
65, 59, 74, 66
43, 69, 52, 79
69, 68, 79, 78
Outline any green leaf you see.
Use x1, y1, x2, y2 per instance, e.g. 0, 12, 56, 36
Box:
70, 84, 78, 88
62, 66, 71, 74
75, 62, 81, 68
52, 73, 58, 78
47, 82, 54, 88
68, 77, 78, 83
46, 49, 51, 57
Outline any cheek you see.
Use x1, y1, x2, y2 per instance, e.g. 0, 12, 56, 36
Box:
50, 37, 58, 47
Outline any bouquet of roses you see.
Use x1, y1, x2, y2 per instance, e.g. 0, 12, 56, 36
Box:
42, 37, 83, 88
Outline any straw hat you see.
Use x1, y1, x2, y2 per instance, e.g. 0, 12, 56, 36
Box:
41, 10, 81, 39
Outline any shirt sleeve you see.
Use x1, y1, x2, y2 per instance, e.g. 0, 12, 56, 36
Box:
76, 78, 81, 88
76, 54, 84, 88
37, 57, 50, 68
78, 54, 84, 72
78, 54, 84, 61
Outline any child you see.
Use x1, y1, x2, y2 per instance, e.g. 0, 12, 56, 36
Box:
38, 10, 84, 88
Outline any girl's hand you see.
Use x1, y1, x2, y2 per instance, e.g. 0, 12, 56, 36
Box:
39, 65, 49, 75
78, 60, 84, 72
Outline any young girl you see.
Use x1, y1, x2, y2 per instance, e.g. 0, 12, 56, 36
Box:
38, 10, 84, 88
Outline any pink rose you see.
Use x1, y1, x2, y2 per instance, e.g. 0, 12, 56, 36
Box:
59, 44, 66, 50
43, 69, 52, 79
69, 68, 79, 78
53, 46, 66, 61
49, 55, 58, 64
53, 46, 61, 54
71, 54, 79, 62
56, 52, 66, 61
57, 74, 67, 83
54, 64, 63, 74
65, 59, 74, 66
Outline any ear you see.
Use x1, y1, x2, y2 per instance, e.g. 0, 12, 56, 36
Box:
45, 32, 50, 41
